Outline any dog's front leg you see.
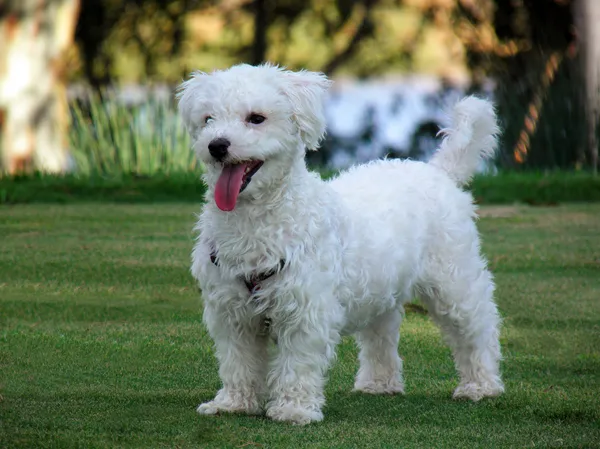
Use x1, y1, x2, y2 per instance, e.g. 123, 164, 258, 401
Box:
197, 306, 268, 416
265, 296, 342, 425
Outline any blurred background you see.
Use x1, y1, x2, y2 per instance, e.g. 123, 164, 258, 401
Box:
0, 0, 598, 178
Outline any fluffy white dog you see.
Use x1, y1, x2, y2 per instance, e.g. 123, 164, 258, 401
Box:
177, 64, 504, 425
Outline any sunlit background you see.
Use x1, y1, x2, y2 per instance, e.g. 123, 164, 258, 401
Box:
0, 0, 598, 177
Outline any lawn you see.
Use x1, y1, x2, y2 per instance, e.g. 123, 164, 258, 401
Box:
1, 203, 599, 448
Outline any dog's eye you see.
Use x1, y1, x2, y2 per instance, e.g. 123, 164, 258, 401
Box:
204, 116, 214, 124
247, 113, 266, 125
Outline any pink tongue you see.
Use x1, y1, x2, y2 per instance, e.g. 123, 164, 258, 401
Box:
214, 163, 249, 211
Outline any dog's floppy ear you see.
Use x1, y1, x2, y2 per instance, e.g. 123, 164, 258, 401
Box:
176, 71, 207, 138
279, 69, 332, 151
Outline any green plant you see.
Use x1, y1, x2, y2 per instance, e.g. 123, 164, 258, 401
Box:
2, 170, 600, 205
69, 92, 197, 176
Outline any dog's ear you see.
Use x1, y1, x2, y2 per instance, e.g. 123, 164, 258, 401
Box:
176, 71, 207, 138
279, 69, 332, 151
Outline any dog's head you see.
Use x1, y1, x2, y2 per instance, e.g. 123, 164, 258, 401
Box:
177, 64, 331, 211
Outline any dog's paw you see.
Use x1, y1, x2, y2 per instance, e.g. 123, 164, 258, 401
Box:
197, 400, 224, 415
353, 378, 405, 395
266, 404, 323, 425
196, 399, 262, 416
453, 380, 504, 401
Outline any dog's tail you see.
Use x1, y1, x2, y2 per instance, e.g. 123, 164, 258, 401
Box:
429, 96, 499, 186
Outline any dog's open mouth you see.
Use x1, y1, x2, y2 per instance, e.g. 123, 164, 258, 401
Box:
214, 160, 264, 211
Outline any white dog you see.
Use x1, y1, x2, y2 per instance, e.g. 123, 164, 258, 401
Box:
177, 64, 504, 425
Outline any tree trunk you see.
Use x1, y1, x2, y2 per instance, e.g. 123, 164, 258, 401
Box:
251, 0, 268, 66
0, 0, 80, 175
574, 0, 600, 174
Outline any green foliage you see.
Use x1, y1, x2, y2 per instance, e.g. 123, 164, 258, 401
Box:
2, 171, 600, 205
470, 171, 600, 204
74, 0, 467, 84
0, 173, 205, 204
1, 203, 599, 447
68, 93, 196, 176
69, 1, 598, 171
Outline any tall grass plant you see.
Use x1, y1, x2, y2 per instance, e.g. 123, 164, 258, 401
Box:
68, 91, 197, 176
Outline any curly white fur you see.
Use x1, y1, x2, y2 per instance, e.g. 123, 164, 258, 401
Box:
177, 64, 504, 425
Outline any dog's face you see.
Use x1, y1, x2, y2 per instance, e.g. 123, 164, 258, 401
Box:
177, 64, 331, 211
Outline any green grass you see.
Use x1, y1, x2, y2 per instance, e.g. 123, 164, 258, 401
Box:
1, 203, 599, 448
2, 171, 600, 205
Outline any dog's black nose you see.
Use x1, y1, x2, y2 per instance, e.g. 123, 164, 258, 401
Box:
208, 138, 230, 161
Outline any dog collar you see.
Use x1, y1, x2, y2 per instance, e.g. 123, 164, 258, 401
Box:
210, 250, 285, 293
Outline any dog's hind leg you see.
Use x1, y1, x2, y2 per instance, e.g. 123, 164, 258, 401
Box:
196, 308, 268, 416
353, 309, 405, 394
418, 262, 504, 401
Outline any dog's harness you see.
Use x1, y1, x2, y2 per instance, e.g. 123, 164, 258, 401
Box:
209, 249, 283, 340
210, 250, 285, 294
